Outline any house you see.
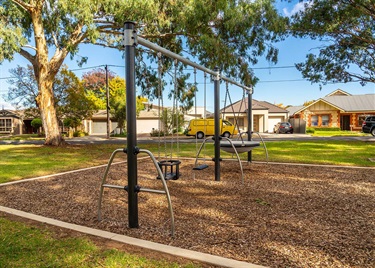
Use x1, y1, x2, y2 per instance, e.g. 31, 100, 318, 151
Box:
84, 105, 212, 135
221, 98, 289, 133
289, 89, 375, 131
0, 109, 23, 134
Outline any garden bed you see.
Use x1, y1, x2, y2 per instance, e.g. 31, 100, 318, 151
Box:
0, 158, 373, 267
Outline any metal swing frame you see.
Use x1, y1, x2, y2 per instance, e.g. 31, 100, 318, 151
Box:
104, 21, 255, 234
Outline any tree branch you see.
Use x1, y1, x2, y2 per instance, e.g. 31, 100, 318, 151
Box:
11, 0, 35, 12
18, 48, 35, 65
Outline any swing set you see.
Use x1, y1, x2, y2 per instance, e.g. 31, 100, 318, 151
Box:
98, 22, 268, 236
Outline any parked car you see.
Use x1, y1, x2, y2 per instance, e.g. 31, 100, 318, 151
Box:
362, 116, 375, 136
185, 118, 238, 139
274, 122, 294, 134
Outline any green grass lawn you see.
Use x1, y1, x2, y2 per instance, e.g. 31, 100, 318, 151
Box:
1, 140, 374, 184
0, 217, 198, 268
0, 134, 44, 140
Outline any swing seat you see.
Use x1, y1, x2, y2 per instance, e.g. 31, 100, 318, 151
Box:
193, 164, 209, 170
157, 160, 181, 180
220, 141, 260, 153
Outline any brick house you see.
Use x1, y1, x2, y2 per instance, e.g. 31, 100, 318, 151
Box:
290, 89, 375, 131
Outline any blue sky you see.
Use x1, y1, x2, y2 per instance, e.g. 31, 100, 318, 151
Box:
1, 0, 374, 111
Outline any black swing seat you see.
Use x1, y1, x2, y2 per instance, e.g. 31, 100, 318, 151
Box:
157, 160, 181, 180
220, 140, 260, 153
193, 164, 209, 170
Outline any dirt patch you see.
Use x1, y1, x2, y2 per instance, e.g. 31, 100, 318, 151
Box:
0, 159, 374, 267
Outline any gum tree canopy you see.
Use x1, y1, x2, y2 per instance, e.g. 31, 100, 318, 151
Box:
291, 0, 375, 86
0, 0, 286, 146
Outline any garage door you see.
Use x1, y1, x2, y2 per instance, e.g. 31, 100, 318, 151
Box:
268, 117, 283, 133
92, 122, 107, 134
92, 121, 118, 135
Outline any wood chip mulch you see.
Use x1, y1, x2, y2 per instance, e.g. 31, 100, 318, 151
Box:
0, 158, 374, 268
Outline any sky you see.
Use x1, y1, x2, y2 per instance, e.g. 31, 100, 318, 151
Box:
1, 0, 374, 112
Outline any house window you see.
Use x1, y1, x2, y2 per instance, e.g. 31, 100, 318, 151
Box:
321, 115, 329, 126
0, 118, 12, 133
226, 117, 244, 129
311, 115, 318, 126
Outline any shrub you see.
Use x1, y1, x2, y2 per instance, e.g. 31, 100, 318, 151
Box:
314, 127, 341, 131
150, 129, 164, 137
111, 132, 127, 137
73, 130, 87, 137
306, 127, 315, 134
31, 118, 42, 129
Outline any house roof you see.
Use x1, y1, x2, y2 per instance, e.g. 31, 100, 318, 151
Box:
321, 94, 375, 112
0, 109, 21, 118
325, 89, 351, 97
295, 90, 375, 114
221, 98, 288, 114
186, 106, 213, 118
287, 105, 305, 116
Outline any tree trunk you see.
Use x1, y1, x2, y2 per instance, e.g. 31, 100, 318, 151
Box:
30, 3, 65, 146
36, 78, 64, 146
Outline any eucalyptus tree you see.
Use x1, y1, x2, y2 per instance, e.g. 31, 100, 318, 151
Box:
290, 0, 375, 86
0, 0, 287, 145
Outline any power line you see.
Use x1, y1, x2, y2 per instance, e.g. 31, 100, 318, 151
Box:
258, 79, 306, 83
253, 65, 296, 70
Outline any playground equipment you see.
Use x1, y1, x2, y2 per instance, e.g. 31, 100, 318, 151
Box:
98, 21, 260, 234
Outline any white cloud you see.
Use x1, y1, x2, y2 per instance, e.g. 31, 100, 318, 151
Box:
283, 1, 312, 17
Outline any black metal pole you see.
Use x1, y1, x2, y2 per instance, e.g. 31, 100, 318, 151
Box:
247, 91, 253, 162
214, 67, 221, 181
124, 21, 138, 228
105, 65, 110, 139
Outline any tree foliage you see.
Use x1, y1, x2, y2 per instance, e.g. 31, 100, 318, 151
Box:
161, 108, 185, 135
82, 69, 147, 133
6, 65, 96, 125
290, 0, 375, 86
0, 0, 287, 145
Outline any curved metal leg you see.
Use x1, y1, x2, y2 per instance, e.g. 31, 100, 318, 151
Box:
98, 149, 125, 221
221, 137, 244, 184
252, 132, 269, 163
98, 148, 175, 237
193, 136, 212, 168
140, 149, 175, 237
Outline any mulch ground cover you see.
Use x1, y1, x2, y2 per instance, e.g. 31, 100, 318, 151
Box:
0, 158, 373, 268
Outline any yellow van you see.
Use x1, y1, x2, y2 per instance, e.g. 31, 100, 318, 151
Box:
185, 119, 238, 139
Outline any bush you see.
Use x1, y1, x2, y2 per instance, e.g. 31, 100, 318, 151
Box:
306, 127, 315, 134
150, 129, 165, 137
111, 132, 127, 137
311, 127, 341, 131
73, 130, 87, 137
31, 118, 42, 129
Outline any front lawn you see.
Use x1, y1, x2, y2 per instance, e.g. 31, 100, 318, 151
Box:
0, 217, 198, 268
1, 140, 374, 184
